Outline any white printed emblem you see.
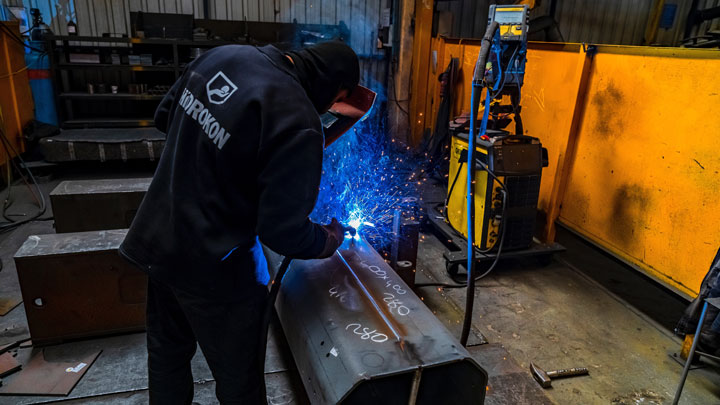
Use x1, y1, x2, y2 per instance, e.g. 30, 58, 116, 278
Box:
206, 71, 238, 105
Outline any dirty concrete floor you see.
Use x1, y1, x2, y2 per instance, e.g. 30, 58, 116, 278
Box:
0, 165, 718, 404
0, 165, 549, 404
415, 226, 720, 404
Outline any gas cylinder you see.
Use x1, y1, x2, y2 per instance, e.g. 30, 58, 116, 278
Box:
25, 41, 57, 126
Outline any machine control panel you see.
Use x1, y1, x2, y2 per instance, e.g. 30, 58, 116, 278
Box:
488, 5, 529, 41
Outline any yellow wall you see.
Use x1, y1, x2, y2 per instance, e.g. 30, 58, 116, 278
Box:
415, 39, 720, 298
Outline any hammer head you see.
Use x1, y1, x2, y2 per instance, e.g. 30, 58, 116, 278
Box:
530, 362, 552, 388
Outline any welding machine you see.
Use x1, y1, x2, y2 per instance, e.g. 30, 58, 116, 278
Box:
446, 130, 547, 251
443, 4, 548, 252
424, 3, 563, 348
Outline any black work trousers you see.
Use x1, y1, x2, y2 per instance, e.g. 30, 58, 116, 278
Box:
146, 277, 268, 404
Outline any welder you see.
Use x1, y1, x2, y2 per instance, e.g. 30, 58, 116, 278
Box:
118, 41, 360, 404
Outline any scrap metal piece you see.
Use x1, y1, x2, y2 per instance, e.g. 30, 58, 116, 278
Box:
13, 230, 146, 346
274, 236, 488, 404
0, 295, 23, 316
50, 178, 151, 233
0, 352, 21, 378
389, 205, 420, 288
0, 350, 101, 396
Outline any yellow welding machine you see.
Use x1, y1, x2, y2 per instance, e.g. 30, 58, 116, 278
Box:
446, 131, 547, 251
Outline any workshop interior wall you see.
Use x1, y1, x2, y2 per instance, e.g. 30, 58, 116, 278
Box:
435, 0, 694, 46
421, 37, 720, 298
0, 0, 389, 117
0, 21, 32, 166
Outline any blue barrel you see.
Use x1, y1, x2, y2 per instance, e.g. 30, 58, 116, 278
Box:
25, 40, 58, 126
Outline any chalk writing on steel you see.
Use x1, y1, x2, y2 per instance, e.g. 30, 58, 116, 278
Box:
328, 286, 348, 303
359, 260, 407, 295
383, 293, 410, 316
346, 323, 388, 343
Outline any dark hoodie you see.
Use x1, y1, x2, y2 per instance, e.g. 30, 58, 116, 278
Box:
119, 43, 359, 300
286, 41, 360, 113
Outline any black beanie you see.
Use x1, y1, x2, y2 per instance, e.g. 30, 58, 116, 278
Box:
286, 41, 360, 113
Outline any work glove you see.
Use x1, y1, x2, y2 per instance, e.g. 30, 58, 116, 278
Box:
317, 218, 345, 258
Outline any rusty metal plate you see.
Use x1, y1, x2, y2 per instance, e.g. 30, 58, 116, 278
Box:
13, 230, 146, 346
273, 236, 488, 404
0, 350, 101, 396
50, 179, 150, 233
0, 295, 22, 316
0, 352, 21, 378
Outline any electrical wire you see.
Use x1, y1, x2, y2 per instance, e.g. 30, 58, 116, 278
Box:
0, 65, 28, 80
442, 160, 464, 222
0, 124, 46, 233
0, 22, 45, 53
490, 44, 519, 100
0, 51, 46, 80
389, 65, 409, 116
416, 160, 509, 289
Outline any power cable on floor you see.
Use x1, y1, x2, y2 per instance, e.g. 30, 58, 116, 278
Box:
0, 123, 46, 233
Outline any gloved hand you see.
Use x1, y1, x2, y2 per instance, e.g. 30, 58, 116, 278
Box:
317, 218, 345, 258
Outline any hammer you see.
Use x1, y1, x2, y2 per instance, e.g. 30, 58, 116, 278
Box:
529, 362, 588, 388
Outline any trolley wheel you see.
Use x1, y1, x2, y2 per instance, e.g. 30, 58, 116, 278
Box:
536, 254, 554, 266
446, 261, 460, 277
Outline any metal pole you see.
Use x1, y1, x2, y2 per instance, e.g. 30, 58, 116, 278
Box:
407, 369, 422, 405
672, 301, 708, 405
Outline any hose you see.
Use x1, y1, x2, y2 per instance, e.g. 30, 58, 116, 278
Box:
460, 21, 498, 347
258, 256, 293, 401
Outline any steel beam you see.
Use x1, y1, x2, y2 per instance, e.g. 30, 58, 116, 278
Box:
271, 237, 488, 404
50, 178, 150, 233
13, 229, 146, 345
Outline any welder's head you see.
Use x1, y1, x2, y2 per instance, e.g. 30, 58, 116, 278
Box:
286, 41, 360, 113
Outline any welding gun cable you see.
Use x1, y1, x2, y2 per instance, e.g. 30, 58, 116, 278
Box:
461, 21, 498, 347
258, 256, 293, 401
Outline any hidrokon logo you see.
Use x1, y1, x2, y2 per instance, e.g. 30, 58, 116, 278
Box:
206, 71, 238, 105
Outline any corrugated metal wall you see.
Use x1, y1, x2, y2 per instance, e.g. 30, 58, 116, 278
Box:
681, 0, 720, 42
0, 0, 75, 35
550, 0, 654, 44
436, 0, 674, 45
1, 0, 389, 105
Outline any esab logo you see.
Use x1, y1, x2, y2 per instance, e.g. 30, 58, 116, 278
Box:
206, 71, 238, 105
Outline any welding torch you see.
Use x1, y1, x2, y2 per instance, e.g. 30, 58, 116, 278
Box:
342, 225, 357, 237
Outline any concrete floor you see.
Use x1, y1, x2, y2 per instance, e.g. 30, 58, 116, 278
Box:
414, 229, 720, 404
0, 166, 718, 404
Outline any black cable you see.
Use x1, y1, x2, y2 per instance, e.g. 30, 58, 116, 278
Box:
258, 256, 293, 400
389, 66, 409, 116
417, 160, 509, 289
0, 22, 45, 53
0, 126, 46, 232
490, 44, 518, 99
442, 161, 464, 222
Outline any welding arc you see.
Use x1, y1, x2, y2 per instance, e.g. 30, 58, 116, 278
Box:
258, 256, 293, 401
336, 251, 404, 345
